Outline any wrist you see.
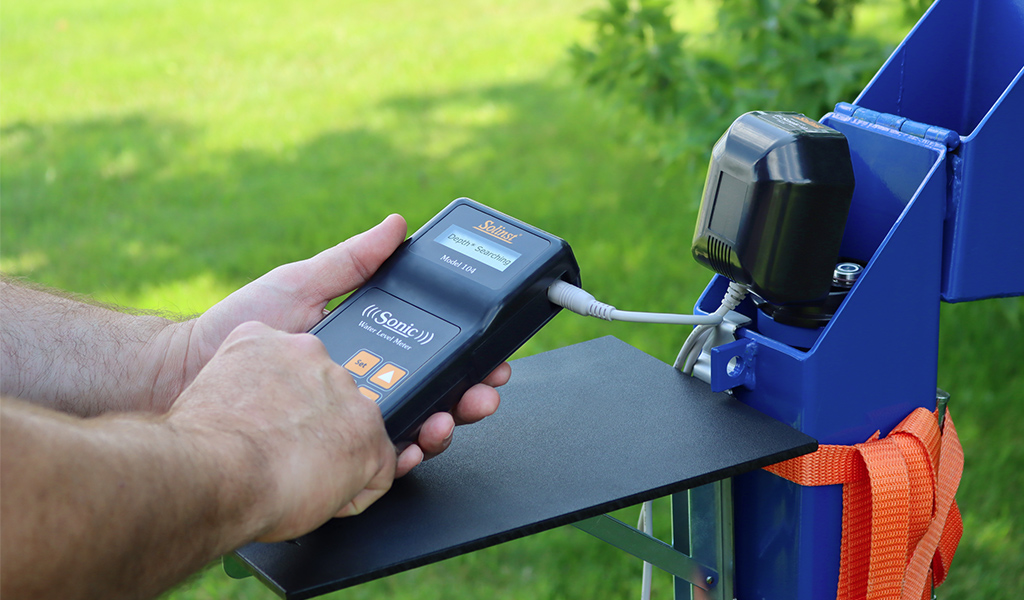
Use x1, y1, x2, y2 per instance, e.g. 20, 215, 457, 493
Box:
163, 411, 278, 547
143, 319, 196, 413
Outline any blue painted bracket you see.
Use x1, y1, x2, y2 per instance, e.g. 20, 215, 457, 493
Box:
854, 0, 1024, 302
692, 104, 948, 600
709, 339, 757, 393
687, 1, 1023, 598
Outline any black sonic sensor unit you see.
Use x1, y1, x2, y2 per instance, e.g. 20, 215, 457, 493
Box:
310, 198, 580, 443
691, 111, 855, 305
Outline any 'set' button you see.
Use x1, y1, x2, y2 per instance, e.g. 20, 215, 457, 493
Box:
369, 363, 407, 390
344, 350, 381, 377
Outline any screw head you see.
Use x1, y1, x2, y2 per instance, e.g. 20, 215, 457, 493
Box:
833, 262, 863, 287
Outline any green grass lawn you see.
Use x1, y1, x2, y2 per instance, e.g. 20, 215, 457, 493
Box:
3, 0, 1022, 598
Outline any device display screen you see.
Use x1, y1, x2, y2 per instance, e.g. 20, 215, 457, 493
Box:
409, 204, 550, 290
434, 225, 522, 272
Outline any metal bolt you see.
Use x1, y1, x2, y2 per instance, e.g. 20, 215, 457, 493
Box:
932, 388, 949, 600
833, 262, 863, 287
706, 575, 715, 586
936, 388, 950, 432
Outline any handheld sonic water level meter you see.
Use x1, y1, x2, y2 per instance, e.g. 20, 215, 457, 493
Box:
310, 198, 580, 443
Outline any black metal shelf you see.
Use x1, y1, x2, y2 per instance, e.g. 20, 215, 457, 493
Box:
232, 336, 816, 599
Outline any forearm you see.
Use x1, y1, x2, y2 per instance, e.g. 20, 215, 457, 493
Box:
0, 278, 192, 415
0, 321, 399, 600
0, 397, 266, 600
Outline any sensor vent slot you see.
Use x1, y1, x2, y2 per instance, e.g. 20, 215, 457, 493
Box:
708, 237, 736, 281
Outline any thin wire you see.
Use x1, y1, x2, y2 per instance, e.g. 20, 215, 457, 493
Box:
638, 500, 654, 600
673, 281, 749, 374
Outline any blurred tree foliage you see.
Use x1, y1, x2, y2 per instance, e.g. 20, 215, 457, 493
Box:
570, 0, 926, 163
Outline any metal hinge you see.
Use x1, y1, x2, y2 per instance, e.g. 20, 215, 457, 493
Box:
834, 102, 961, 150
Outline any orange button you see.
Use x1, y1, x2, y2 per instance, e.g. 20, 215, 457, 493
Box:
369, 363, 407, 390
344, 350, 381, 377
357, 387, 381, 401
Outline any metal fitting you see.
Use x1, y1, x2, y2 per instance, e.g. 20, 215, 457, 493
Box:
833, 262, 863, 288
936, 388, 950, 432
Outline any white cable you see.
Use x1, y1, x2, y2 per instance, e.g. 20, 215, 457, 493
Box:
673, 324, 713, 372
673, 281, 750, 375
638, 500, 654, 600
548, 280, 732, 325
683, 327, 714, 374
549, 279, 750, 375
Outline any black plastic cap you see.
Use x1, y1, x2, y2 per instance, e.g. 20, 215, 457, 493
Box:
691, 111, 856, 305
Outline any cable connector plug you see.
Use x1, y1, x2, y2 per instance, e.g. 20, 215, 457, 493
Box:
548, 280, 615, 320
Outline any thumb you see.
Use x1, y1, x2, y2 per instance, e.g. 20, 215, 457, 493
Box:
307, 214, 408, 301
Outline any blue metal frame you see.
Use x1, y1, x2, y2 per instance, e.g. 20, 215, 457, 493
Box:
695, 122, 948, 599
689, 0, 1024, 597
854, 0, 1024, 302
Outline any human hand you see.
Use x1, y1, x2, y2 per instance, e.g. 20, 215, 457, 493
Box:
168, 321, 396, 541
184, 215, 409, 372
395, 361, 510, 474
161, 214, 508, 472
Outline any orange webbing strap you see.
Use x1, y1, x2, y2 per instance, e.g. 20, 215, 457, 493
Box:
763, 407, 963, 600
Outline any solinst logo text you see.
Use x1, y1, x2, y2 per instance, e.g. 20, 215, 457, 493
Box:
473, 220, 520, 244
361, 304, 434, 345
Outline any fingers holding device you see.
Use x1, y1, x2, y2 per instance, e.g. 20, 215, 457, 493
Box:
310, 198, 580, 445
